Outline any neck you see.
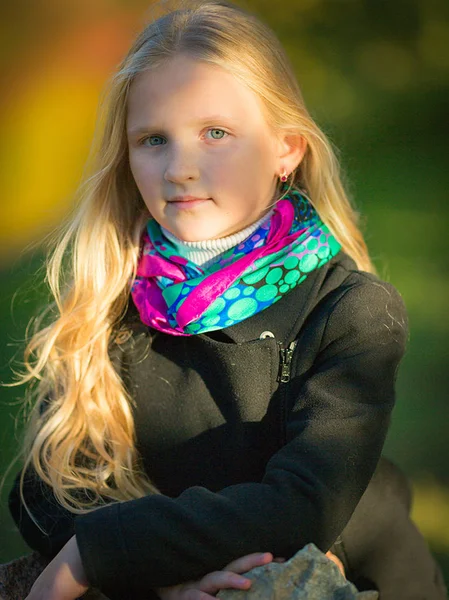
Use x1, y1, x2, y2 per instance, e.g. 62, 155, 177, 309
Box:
160, 209, 274, 268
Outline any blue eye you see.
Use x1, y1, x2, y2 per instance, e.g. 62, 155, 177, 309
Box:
140, 128, 228, 147
143, 135, 165, 146
207, 128, 227, 140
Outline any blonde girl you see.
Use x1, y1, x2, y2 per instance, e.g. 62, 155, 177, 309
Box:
7, 0, 446, 598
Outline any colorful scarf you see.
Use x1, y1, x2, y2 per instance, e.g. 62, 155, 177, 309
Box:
130, 188, 341, 336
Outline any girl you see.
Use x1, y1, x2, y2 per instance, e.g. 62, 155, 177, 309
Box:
5, 0, 446, 598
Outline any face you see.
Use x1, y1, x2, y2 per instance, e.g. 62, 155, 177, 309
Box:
126, 54, 288, 241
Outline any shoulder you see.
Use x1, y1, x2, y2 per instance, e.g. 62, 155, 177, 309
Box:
318, 253, 409, 353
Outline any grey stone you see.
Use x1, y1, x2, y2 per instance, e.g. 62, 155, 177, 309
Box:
217, 544, 379, 600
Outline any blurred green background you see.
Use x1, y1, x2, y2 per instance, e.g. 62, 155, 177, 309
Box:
1, 0, 448, 584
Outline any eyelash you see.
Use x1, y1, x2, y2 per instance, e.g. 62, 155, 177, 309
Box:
139, 128, 229, 146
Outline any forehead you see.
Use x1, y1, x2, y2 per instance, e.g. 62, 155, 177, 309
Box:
126, 54, 269, 129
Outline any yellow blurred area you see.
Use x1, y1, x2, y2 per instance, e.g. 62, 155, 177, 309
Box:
0, 7, 141, 262
0, 74, 99, 257
412, 479, 449, 553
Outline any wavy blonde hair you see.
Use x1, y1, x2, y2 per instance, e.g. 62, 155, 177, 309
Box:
5, 0, 375, 525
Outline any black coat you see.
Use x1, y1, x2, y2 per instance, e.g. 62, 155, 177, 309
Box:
8, 250, 408, 599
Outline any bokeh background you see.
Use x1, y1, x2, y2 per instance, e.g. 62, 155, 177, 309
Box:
1, 0, 448, 583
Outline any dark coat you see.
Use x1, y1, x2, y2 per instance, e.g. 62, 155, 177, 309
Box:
8, 250, 409, 600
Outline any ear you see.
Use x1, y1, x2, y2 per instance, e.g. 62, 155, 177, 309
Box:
276, 132, 307, 175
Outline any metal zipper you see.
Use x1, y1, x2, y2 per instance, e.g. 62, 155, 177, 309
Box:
277, 340, 298, 383
259, 331, 298, 385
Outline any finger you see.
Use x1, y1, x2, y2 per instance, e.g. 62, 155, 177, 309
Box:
224, 552, 273, 573
198, 570, 252, 594
325, 551, 345, 577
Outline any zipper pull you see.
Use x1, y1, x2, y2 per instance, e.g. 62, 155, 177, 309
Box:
278, 340, 298, 383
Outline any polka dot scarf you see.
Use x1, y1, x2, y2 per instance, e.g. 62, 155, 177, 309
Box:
131, 188, 342, 336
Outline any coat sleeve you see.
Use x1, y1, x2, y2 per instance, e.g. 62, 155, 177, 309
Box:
8, 391, 78, 558
8, 464, 78, 558
8, 400, 115, 559
7, 343, 130, 560
73, 278, 408, 600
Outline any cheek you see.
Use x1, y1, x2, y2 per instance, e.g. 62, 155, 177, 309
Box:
213, 148, 254, 188
129, 156, 157, 194
235, 138, 273, 177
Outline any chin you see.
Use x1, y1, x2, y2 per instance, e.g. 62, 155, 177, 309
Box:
174, 227, 221, 242
180, 232, 213, 242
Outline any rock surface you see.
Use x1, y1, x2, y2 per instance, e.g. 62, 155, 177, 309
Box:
217, 544, 379, 600
0, 544, 378, 600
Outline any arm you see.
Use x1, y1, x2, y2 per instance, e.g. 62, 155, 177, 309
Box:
8, 394, 115, 559
8, 352, 123, 559
72, 278, 408, 599
8, 464, 78, 558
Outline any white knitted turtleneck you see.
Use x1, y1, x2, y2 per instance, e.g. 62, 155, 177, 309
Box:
160, 208, 275, 269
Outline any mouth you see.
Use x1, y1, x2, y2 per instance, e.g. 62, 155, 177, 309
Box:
168, 196, 211, 209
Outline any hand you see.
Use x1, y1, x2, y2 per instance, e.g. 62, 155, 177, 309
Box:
155, 552, 285, 600
25, 535, 89, 600
325, 550, 345, 577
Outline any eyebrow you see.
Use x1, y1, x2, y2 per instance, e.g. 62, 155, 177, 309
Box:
127, 115, 239, 136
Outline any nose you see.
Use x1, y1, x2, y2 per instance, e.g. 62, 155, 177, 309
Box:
163, 144, 200, 183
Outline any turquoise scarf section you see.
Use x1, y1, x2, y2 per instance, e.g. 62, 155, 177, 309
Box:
131, 187, 342, 336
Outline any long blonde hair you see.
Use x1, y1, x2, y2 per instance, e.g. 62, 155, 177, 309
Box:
5, 0, 375, 523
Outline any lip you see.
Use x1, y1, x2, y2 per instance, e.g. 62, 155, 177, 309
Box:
169, 195, 209, 203
168, 196, 211, 208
